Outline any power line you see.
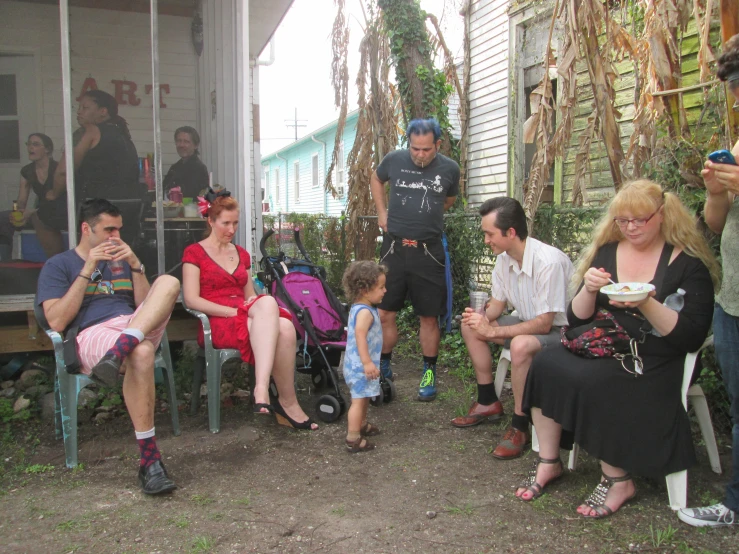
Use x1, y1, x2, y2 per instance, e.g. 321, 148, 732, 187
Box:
284, 107, 307, 142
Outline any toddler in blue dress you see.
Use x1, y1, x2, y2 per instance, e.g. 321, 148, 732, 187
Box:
342, 261, 387, 452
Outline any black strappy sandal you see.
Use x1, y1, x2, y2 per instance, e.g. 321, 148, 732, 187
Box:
581, 473, 636, 518
516, 456, 564, 501
272, 401, 318, 431
252, 403, 273, 415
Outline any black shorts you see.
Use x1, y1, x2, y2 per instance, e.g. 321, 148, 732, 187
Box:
378, 234, 447, 316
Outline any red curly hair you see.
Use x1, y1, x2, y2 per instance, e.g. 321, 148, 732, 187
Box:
203, 195, 239, 238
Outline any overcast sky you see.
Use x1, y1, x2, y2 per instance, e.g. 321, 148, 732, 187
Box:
258, 0, 464, 155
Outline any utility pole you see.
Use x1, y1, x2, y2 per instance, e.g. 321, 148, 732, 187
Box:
284, 107, 307, 142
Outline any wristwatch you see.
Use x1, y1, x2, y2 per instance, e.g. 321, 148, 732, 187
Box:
131, 264, 145, 274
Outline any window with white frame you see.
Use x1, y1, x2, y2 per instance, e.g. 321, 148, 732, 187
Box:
311, 153, 319, 188
274, 167, 280, 205
264, 169, 270, 208
293, 160, 300, 203
333, 141, 345, 197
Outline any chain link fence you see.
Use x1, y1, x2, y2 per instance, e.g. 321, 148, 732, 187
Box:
262, 208, 733, 438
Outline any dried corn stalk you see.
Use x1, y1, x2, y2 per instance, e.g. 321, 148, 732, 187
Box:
344, 4, 399, 260
325, 0, 350, 197
522, 0, 559, 231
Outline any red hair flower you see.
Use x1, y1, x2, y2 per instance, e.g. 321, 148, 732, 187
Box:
196, 196, 210, 218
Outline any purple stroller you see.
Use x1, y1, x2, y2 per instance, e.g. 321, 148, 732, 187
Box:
259, 228, 348, 422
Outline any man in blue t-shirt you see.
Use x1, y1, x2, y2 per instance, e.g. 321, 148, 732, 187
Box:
37, 198, 180, 495
370, 118, 459, 402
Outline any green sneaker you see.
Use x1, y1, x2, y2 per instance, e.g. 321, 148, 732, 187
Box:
417, 367, 437, 402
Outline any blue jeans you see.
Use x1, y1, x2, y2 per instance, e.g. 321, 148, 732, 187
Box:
712, 304, 739, 512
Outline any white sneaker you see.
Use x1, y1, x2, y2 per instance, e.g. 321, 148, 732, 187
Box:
677, 503, 737, 527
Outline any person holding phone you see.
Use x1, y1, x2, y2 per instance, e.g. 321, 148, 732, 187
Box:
678, 33, 739, 528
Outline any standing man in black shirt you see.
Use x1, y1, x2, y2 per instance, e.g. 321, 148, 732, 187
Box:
370, 118, 459, 401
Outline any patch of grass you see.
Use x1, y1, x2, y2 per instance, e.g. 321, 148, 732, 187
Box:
436, 389, 461, 402
649, 523, 677, 548
208, 512, 224, 521
190, 494, 215, 506
330, 505, 346, 517
190, 535, 215, 553
698, 490, 721, 506
445, 503, 474, 516
24, 463, 54, 474
28, 505, 55, 518
65, 479, 85, 490
55, 516, 91, 532
235, 496, 251, 507
169, 515, 189, 529
451, 442, 466, 452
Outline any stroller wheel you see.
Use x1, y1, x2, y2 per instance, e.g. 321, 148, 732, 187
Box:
370, 385, 385, 407
316, 395, 341, 423
311, 369, 328, 390
383, 379, 396, 403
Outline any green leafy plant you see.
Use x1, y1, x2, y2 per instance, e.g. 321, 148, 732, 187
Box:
24, 463, 54, 474
190, 535, 214, 553
649, 523, 677, 548
190, 493, 214, 506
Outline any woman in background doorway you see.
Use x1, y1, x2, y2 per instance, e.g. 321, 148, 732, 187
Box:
0, 133, 65, 259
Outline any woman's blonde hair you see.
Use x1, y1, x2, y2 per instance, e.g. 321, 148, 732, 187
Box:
573, 179, 720, 291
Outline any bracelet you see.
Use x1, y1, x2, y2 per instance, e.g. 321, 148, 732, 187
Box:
78, 273, 91, 281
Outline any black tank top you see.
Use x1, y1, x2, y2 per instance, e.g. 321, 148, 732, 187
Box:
77, 121, 140, 200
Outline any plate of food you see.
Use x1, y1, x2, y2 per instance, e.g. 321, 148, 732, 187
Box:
600, 282, 655, 302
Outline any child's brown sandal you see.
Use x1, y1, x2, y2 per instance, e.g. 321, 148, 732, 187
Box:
346, 437, 376, 453
360, 423, 381, 436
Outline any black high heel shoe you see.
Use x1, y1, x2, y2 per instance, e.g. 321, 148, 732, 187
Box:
252, 403, 273, 415
272, 401, 318, 430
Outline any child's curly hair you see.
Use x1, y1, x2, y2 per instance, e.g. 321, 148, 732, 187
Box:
717, 34, 739, 82
342, 261, 387, 302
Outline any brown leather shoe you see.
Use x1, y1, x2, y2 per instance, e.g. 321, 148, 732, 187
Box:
492, 426, 530, 459
450, 401, 504, 428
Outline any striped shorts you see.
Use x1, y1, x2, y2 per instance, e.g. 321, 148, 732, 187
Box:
76, 302, 170, 374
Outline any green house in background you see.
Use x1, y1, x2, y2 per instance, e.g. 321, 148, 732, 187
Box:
261, 110, 358, 215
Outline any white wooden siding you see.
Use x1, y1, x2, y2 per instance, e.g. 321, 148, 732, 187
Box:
466, 0, 511, 206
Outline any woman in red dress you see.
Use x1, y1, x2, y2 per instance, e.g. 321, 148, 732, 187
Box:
182, 190, 317, 430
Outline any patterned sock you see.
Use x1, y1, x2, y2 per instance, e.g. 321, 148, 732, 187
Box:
135, 427, 161, 468
105, 328, 145, 361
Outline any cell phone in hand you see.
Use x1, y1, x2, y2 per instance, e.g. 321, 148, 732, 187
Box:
708, 150, 737, 165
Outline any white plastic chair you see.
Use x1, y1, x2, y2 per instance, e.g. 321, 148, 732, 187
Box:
494, 347, 576, 469
560, 336, 720, 510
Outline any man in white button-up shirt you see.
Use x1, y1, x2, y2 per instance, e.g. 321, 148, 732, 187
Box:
454, 197, 573, 460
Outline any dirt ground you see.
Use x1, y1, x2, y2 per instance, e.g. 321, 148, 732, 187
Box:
0, 356, 737, 554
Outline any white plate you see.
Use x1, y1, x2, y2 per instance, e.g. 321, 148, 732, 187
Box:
600, 282, 655, 302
